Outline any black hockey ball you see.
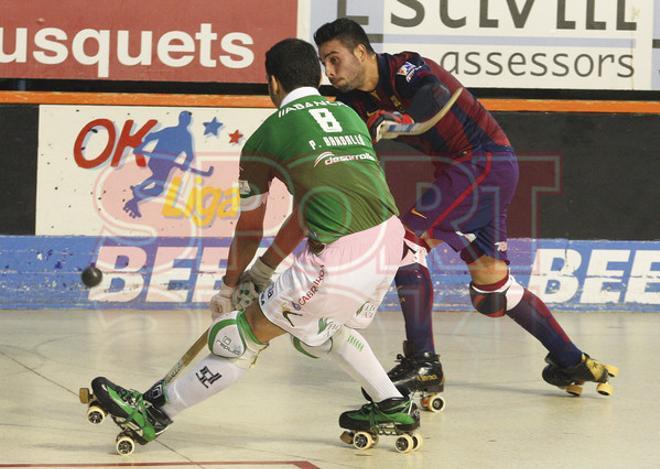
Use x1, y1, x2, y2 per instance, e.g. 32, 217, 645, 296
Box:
81, 265, 103, 288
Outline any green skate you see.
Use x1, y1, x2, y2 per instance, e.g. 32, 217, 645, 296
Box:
339, 396, 422, 453
88, 377, 172, 455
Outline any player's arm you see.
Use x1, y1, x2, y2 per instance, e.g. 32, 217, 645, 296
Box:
261, 206, 306, 269
224, 199, 267, 287
210, 193, 267, 319
230, 207, 306, 301
396, 53, 454, 122
406, 80, 452, 122
224, 143, 271, 287
210, 132, 276, 318
367, 54, 452, 138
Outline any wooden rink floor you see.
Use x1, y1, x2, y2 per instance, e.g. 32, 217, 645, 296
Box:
0, 308, 658, 469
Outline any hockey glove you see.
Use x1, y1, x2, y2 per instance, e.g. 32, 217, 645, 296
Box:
231, 257, 276, 310
209, 278, 235, 320
366, 110, 414, 142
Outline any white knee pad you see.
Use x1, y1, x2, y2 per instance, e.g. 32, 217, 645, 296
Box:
469, 273, 525, 317
401, 238, 428, 268
504, 274, 525, 310
208, 310, 266, 368
290, 325, 351, 359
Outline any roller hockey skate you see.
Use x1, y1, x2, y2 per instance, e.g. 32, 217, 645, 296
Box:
542, 353, 619, 397
386, 341, 446, 412
339, 396, 422, 453
79, 377, 171, 455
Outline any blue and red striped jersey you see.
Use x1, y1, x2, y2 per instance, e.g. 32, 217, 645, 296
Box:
337, 52, 511, 161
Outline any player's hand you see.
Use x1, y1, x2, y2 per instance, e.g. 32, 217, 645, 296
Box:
245, 257, 275, 291
366, 110, 414, 142
231, 257, 276, 310
209, 278, 235, 320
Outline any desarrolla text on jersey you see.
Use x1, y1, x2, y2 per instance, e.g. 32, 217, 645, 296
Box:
239, 93, 398, 244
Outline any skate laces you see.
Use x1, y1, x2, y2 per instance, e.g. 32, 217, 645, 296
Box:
389, 354, 413, 379
357, 399, 414, 427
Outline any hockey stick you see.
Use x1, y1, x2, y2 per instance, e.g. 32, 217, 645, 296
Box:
163, 328, 209, 384
173, 163, 215, 177
138, 150, 215, 177
376, 87, 464, 142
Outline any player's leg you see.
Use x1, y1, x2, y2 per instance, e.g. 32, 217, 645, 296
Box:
93, 302, 275, 442
388, 235, 444, 396
466, 253, 617, 392
396, 234, 435, 356
388, 164, 487, 397
285, 218, 420, 434
263, 218, 408, 403
292, 326, 403, 403
466, 253, 582, 367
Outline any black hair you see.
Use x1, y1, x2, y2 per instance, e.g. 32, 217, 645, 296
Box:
313, 17, 375, 54
265, 38, 321, 92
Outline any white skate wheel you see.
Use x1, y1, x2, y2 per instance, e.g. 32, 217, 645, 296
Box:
426, 394, 446, 413
395, 434, 414, 454
87, 405, 107, 424
411, 432, 424, 451
116, 434, 135, 455
353, 431, 374, 450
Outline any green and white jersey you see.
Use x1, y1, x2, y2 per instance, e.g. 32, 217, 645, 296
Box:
239, 87, 398, 244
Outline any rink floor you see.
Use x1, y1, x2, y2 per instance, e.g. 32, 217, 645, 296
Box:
0, 308, 657, 469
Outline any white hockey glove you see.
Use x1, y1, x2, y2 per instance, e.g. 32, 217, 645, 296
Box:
231, 257, 276, 310
209, 278, 236, 320
246, 257, 276, 291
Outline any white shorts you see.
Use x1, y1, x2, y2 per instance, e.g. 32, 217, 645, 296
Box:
259, 216, 405, 346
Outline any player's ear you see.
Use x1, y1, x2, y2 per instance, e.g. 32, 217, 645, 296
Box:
354, 43, 368, 62
268, 75, 283, 106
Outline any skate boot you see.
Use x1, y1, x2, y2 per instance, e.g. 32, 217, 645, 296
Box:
339, 396, 422, 453
542, 353, 619, 397
90, 377, 172, 455
387, 341, 445, 412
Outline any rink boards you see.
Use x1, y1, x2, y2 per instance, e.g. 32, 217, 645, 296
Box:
0, 236, 657, 312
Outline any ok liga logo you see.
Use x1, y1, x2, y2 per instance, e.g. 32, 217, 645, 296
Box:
74, 110, 241, 238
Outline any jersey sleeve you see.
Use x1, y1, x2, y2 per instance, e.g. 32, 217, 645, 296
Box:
391, 52, 453, 121
391, 52, 441, 100
238, 132, 274, 212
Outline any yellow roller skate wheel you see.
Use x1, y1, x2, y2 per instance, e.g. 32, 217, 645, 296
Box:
79, 387, 91, 404
605, 364, 619, 378
340, 431, 354, 445
565, 384, 583, 396
597, 382, 614, 396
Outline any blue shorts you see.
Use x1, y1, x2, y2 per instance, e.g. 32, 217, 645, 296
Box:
400, 148, 519, 263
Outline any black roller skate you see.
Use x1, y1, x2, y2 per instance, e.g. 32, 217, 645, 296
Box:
542, 353, 619, 397
387, 341, 445, 412
79, 377, 172, 455
339, 396, 422, 453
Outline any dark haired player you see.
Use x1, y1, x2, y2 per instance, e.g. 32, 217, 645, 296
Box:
314, 18, 617, 402
86, 38, 421, 450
